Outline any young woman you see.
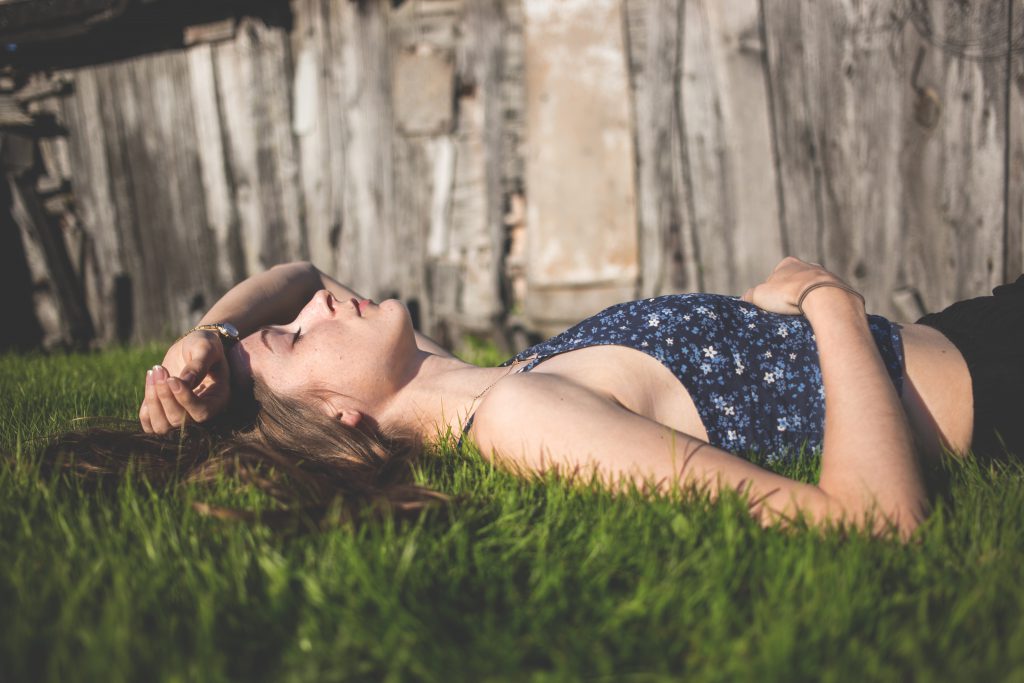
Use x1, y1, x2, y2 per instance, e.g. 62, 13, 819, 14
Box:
128, 256, 1017, 538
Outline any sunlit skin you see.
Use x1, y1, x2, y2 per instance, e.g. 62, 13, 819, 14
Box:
229, 289, 527, 439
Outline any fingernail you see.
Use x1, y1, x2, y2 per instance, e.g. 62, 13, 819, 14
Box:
146, 369, 153, 385
168, 377, 182, 392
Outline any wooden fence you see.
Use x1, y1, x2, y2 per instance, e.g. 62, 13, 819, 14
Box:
6, 0, 1024, 349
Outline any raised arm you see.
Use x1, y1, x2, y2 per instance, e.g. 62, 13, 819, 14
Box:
183, 260, 449, 355
139, 261, 451, 434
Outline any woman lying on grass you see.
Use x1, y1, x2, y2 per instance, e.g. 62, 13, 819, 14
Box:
56, 257, 1011, 537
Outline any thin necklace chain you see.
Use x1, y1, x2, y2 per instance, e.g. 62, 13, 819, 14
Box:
469, 354, 535, 408
472, 357, 523, 403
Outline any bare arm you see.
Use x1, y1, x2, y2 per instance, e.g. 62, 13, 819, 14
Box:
193, 261, 451, 356
802, 287, 927, 532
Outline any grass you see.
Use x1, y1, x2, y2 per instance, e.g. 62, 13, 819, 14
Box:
2, 344, 1024, 682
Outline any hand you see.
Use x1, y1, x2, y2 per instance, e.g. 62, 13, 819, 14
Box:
139, 331, 232, 434
740, 257, 859, 316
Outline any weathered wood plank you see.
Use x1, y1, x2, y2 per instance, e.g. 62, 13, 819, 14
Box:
624, 0, 694, 298
761, 2, 826, 264
450, 0, 505, 330
1004, 6, 1023, 282
291, 0, 338, 276
335, 0, 396, 300
213, 18, 304, 278
108, 53, 212, 337
151, 51, 220, 328
677, 0, 784, 296
522, 0, 639, 332
898, 1, 1009, 312
187, 42, 241, 290
91, 62, 158, 339
213, 25, 264, 278
388, 0, 459, 336
702, 0, 784, 290
768, 1, 905, 311
252, 19, 306, 264
57, 67, 124, 344
319, 0, 350, 277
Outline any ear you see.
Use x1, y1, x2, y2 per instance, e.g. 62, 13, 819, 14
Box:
338, 409, 363, 429
320, 393, 363, 429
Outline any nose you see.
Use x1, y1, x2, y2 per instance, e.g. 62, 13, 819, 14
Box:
312, 289, 335, 317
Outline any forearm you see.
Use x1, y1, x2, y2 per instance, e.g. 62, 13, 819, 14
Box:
804, 290, 927, 531
196, 262, 323, 336
194, 261, 451, 357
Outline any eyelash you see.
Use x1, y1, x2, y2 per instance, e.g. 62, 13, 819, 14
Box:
293, 328, 303, 345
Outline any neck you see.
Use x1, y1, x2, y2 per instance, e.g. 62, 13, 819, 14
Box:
375, 352, 520, 444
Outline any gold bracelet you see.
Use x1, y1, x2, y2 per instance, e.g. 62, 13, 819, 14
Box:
796, 282, 865, 316
175, 322, 240, 347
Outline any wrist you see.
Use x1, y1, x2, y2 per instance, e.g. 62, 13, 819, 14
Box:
799, 285, 866, 321
177, 322, 240, 350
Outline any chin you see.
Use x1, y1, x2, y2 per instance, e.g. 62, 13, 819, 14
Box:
380, 298, 406, 313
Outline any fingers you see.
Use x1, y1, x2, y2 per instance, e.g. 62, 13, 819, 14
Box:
139, 402, 153, 433
141, 365, 191, 435
166, 375, 213, 422
180, 332, 224, 388
143, 367, 171, 434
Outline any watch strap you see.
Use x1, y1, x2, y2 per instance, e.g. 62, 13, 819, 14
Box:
176, 323, 240, 347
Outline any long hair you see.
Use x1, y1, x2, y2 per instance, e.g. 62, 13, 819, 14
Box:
38, 379, 446, 526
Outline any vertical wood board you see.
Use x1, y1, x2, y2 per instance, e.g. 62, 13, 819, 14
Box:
523, 0, 639, 327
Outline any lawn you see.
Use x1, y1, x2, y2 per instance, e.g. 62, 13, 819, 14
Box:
2, 344, 1024, 682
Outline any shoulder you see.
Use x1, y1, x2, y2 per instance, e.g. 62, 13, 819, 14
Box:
465, 372, 659, 476
471, 373, 610, 438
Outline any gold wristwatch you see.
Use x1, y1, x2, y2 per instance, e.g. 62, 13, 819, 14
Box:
179, 322, 240, 349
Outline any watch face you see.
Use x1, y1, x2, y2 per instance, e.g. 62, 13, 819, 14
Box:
219, 322, 239, 340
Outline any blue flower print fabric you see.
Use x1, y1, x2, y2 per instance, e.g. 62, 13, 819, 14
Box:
498, 295, 904, 463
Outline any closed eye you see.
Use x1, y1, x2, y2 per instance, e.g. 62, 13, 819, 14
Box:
293, 327, 303, 346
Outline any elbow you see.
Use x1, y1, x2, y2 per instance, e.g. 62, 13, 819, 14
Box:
888, 497, 929, 540
851, 496, 929, 540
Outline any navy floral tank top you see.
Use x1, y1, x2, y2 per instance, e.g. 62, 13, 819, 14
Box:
460, 294, 905, 463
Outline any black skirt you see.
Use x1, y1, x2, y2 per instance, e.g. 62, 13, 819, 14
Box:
917, 276, 1024, 460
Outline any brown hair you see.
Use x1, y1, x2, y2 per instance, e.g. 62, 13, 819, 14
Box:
39, 379, 446, 527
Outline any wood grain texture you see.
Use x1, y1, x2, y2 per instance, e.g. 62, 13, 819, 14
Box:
898, 0, 1010, 313
625, 0, 693, 298
679, 0, 784, 296
767, 1, 905, 311
187, 43, 241, 290
290, 0, 340, 277
1008, 8, 1024, 283
335, 0, 396, 301
451, 0, 505, 329
23, 0, 1024, 345
58, 67, 123, 345
522, 0, 639, 331
761, 1, 826, 264
701, 0, 784, 291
